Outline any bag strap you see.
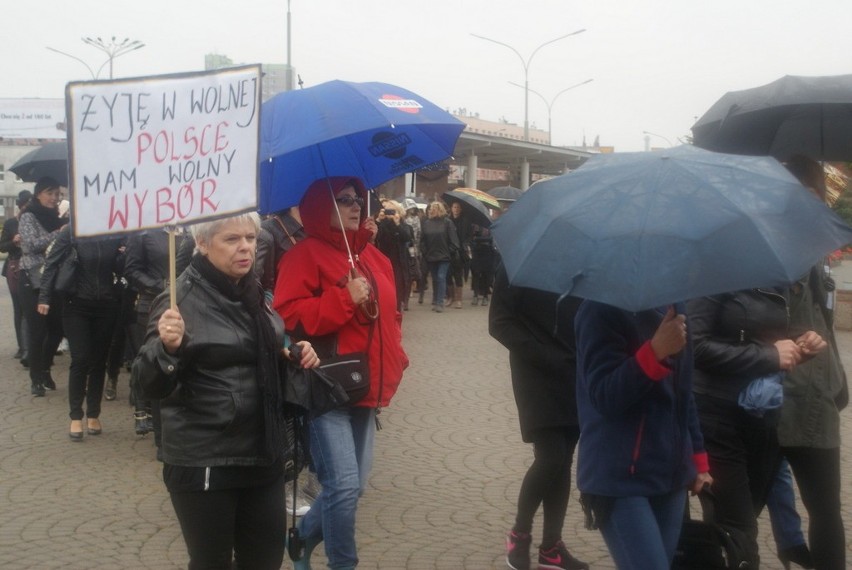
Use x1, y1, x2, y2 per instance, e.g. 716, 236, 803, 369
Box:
274, 215, 298, 246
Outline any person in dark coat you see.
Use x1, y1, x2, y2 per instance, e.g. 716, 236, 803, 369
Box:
0, 190, 33, 360
38, 225, 125, 440
688, 288, 826, 568
469, 224, 496, 306
134, 212, 318, 569
256, 207, 306, 297
375, 199, 414, 312
489, 264, 589, 570
419, 201, 459, 313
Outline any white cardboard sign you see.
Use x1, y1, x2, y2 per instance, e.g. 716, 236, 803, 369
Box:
66, 65, 260, 238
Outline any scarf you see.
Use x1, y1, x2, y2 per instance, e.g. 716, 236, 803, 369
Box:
25, 199, 63, 233
190, 254, 285, 460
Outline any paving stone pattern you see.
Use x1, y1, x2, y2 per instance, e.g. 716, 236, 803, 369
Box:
0, 281, 849, 569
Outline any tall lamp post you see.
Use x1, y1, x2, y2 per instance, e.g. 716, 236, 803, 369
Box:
509, 78, 593, 144
48, 37, 144, 80
642, 130, 674, 149
471, 29, 586, 141
82, 37, 145, 79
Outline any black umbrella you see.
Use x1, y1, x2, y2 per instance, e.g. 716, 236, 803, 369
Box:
692, 74, 852, 161
9, 141, 69, 186
442, 190, 492, 228
487, 185, 523, 202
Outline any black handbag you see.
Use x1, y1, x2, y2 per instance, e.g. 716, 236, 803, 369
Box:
24, 264, 43, 290
283, 322, 374, 416
672, 490, 750, 569
54, 246, 78, 295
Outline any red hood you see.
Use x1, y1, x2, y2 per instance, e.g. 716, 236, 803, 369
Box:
299, 177, 373, 254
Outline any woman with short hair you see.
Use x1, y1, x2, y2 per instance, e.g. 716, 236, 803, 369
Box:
134, 212, 318, 569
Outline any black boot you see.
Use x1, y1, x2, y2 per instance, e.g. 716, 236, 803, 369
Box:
31, 381, 45, 397
135, 411, 151, 435
104, 376, 118, 401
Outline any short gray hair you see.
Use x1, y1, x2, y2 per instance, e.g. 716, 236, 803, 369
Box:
190, 212, 262, 250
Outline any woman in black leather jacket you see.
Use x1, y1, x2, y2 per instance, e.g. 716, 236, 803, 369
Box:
133, 212, 318, 569
38, 225, 125, 440
687, 289, 826, 567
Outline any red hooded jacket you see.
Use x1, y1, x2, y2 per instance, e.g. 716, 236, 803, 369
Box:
272, 177, 408, 408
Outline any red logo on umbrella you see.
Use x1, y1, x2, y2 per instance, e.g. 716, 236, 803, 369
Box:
379, 94, 422, 114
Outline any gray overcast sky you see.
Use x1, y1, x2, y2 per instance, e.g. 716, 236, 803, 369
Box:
4, 0, 852, 152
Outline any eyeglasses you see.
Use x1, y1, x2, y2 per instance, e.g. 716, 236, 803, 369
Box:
335, 195, 364, 208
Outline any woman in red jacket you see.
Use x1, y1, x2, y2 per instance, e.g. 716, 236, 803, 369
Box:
273, 177, 408, 570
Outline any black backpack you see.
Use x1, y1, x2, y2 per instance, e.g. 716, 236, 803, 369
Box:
671, 491, 750, 569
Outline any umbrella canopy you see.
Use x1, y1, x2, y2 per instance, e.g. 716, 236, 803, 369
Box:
259, 80, 465, 213
9, 141, 69, 186
487, 185, 523, 202
453, 187, 502, 210
692, 74, 852, 161
492, 145, 852, 312
442, 190, 492, 228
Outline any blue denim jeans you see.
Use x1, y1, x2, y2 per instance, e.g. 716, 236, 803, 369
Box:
599, 490, 686, 570
299, 407, 376, 568
767, 458, 806, 551
428, 261, 449, 307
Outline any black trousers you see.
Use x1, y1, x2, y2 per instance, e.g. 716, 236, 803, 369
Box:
169, 474, 286, 570
514, 426, 581, 547
63, 297, 118, 420
695, 393, 780, 568
783, 446, 846, 569
19, 278, 63, 386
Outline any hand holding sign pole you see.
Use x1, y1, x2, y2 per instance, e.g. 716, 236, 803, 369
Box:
65, 65, 261, 308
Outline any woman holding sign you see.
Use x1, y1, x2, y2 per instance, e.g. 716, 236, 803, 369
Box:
133, 212, 318, 570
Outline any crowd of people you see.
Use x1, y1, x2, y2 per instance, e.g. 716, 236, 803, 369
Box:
3, 165, 847, 570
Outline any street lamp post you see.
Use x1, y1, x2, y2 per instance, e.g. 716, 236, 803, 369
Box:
642, 130, 674, 148
82, 37, 145, 79
471, 29, 586, 142
49, 37, 145, 80
509, 78, 593, 144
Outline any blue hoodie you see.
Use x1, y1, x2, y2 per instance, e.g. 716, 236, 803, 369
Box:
575, 300, 707, 497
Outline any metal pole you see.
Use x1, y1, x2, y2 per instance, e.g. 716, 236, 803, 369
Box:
472, 29, 585, 142
509, 78, 592, 145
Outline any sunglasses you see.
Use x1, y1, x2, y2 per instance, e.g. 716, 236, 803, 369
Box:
335, 195, 365, 208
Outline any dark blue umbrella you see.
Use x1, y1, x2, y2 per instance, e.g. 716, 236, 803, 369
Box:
259, 80, 465, 213
492, 145, 852, 311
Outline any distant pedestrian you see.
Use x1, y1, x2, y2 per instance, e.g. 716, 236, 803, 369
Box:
38, 225, 125, 440
420, 201, 460, 313
19, 177, 65, 396
0, 190, 32, 361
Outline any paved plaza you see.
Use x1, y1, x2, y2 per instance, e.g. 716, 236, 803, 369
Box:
0, 275, 850, 569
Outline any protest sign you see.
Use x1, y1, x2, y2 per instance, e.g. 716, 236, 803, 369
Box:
66, 65, 260, 238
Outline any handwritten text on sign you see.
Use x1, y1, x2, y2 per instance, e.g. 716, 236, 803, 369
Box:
67, 66, 260, 237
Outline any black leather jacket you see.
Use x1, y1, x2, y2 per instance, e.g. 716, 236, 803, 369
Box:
38, 225, 124, 305
134, 263, 285, 467
688, 288, 790, 401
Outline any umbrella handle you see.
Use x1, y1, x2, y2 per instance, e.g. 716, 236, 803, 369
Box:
350, 267, 379, 320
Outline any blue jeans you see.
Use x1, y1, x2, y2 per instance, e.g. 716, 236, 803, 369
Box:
767, 458, 806, 551
428, 261, 449, 306
300, 407, 376, 568
599, 490, 686, 570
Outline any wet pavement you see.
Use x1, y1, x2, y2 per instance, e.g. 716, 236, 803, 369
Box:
0, 275, 849, 569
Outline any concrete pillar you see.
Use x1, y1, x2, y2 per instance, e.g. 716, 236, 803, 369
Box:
520, 159, 530, 190
466, 154, 478, 188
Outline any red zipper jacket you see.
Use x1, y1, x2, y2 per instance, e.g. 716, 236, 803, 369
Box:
272, 177, 408, 409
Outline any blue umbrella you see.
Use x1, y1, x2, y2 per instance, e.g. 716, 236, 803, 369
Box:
492, 145, 852, 311
259, 80, 465, 213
